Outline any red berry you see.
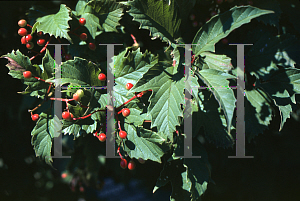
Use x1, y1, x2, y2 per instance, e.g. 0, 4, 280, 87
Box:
23, 71, 32, 78
80, 33, 87, 41
62, 111, 71, 120
216, 0, 223, 4
79, 18, 86, 26
26, 42, 34, 49
37, 31, 43, 37
73, 89, 84, 101
18, 19, 27, 27
65, 54, 72, 60
98, 133, 106, 142
88, 42, 96, 50
73, 93, 81, 101
128, 160, 136, 170
18, 28, 27, 36
31, 114, 39, 121
119, 131, 127, 139
122, 108, 130, 117
25, 34, 33, 42
21, 36, 27, 44
125, 83, 133, 90
98, 73, 106, 81
61, 173, 68, 179
120, 159, 127, 169
37, 39, 46, 46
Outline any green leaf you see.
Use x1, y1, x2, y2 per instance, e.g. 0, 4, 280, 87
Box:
126, 0, 181, 43
255, 0, 282, 28
192, 6, 274, 54
74, 0, 91, 16
153, 158, 189, 197
32, 4, 73, 43
46, 57, 102, 87
154, 143, 211, 201
245, 88, 273, 142
113, 48, 159, 107
85, 0, 126, 37
123, 124, 167, 163
1, 49, 51, 99
31, 111, 63, 165
256, 68, 300, 131
194, 90, 235, 148
246, 34, 300, 80
183, 143, 211, 201
197, 69, 236, 132
201, 52, 233, 72
174, 0, 196, 22
132, 63, 185, 142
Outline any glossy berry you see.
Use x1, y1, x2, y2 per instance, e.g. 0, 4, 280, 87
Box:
23, 71, 32, 78
98, 73, 106, 81
21, 36, 27, 44
25, 34, 33, 42
37, 39, 46, 46
26, 42, 34, 49
88, 42, 96, 50
73, 89, 84, 101
31, 114, 39, 121
128, 160, 136, 170
80, 33, 87, 41
37, 31, 43, 37
62, 111, 71, 120
61, 173, 68, 179
120, 159, 127, 169
125, 83, 133, 90
79, 18, 86, 26
98, 133, 106, 142
73, 93, 81, 101
18, 19, 27, 27
18, 28, 27, 36
119, 131, 127, 139
122, 108, 130, 117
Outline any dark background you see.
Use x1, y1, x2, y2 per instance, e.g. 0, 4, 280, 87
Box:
0, 1, 300, 201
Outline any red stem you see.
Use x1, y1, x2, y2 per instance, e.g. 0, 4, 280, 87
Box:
34, 76, 46, 82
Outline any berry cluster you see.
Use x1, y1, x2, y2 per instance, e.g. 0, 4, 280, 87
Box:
24, 65, 151, 172
17, 17, 97, 62
18, 18, 154, 172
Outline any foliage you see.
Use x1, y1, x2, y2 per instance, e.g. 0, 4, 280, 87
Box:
1, 0, 300, 200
